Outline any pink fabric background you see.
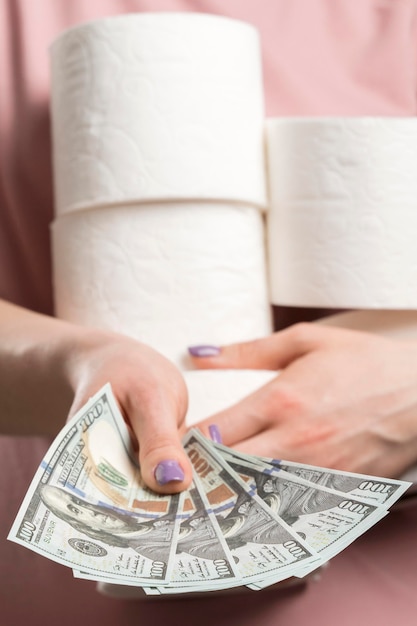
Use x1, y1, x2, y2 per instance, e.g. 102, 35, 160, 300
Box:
1, 1, 417, 623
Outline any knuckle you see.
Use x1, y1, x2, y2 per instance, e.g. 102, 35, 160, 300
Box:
262, 381, 307, 421
125, 372, 187, 424
140, 435, 180, 460
287, 322, 314, 346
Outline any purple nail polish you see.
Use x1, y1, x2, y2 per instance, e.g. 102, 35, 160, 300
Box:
188, 345, 221, 357
154, 460, 185, 485
208, 424, 222, 444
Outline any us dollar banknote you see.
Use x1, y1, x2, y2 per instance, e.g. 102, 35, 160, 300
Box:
8, 385, 181, 586
152, 472, 242, 593
219, 450, 387, 562
215, 445, 410, 508
144, 472, 247, 595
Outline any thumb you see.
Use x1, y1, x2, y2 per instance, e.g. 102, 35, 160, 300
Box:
188, 323, 327, 371
128, 387, 193, 494
69, 380, 192, 495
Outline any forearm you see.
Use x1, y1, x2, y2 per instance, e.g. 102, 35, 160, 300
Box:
0, 299, 82, 436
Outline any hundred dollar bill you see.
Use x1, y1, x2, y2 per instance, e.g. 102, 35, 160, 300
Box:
8, 384, 180, 586
154, 470, 241, 592
183, 430, 321, 586
215, 445, 411, 509
219, 451, 389, 590
220, 450, 388, 563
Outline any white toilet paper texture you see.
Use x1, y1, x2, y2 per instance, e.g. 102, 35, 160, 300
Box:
51, 203, 272, 368
184, 369, 277, 426
50, 13, 267, 214
266, 118, 417, 308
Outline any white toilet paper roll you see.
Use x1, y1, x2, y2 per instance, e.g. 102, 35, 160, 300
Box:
50, 13, 267, 215
184, 369, 277, 426
266, 118, 417, 308
51, 202, 272, 369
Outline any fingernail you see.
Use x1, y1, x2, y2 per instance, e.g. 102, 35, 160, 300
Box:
154, 460, 185, 485
208, 424, 222, 444
188, 345, 221, 357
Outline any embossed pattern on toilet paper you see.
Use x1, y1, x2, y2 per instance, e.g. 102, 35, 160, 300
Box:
50, 13, 266, 214
266, 118, 417, 308
184, 369, 277, 426
51, 203, 272, 368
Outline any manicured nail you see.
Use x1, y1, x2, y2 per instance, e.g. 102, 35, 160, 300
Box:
154, 460, 185, 485
188, 345, 221, 357
208, 424, 222, 444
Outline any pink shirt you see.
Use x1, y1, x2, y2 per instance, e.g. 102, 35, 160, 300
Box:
1, 2, 417, 624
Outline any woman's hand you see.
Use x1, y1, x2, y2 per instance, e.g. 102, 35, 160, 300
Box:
0, 299, 192, 493
65, 328, 192, 494
190, 323, 417, 478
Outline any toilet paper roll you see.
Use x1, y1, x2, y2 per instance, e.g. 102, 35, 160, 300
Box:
266, 118, 417, 308
51, 202, 272, 369
184, 369, 277, 426
50, 13, 267, 215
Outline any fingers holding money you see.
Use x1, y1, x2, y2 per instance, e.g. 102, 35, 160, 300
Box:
66, 328, 192, 493
130, 383, 193, 493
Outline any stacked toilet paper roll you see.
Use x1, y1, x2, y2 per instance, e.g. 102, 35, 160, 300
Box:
50, 13, 272, 391
184, 369, 277, 426
266, 117, 417, 309
50, 13, 267, 213
51, 202, 272, 369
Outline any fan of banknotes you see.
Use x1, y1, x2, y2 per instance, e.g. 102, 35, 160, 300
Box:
8, 383, 411, 595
